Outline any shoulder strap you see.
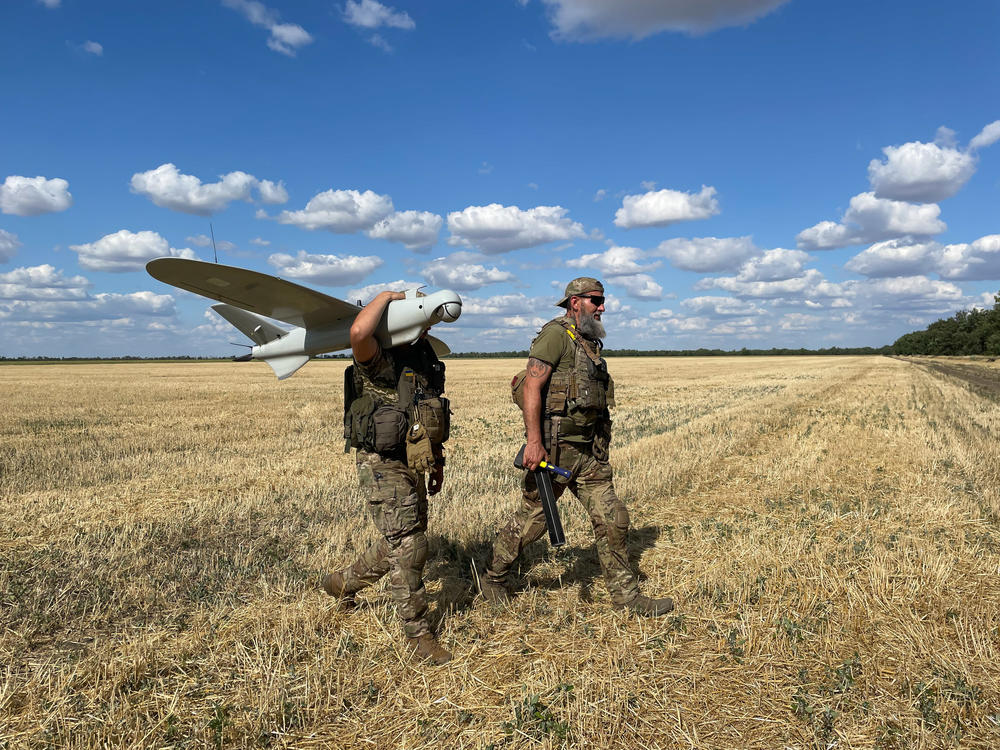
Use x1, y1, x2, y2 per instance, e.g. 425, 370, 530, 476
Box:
553, 317, 603, 364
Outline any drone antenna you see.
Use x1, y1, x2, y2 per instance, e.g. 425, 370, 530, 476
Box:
210, 223, 218, 263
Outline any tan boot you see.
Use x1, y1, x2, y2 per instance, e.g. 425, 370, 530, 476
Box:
407, 633, 452, 665
615, 594, 675, 617
479, 579, 512, 604
321, 572, 357, 610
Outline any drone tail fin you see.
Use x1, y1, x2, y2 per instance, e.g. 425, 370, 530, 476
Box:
211, 303, 287, 345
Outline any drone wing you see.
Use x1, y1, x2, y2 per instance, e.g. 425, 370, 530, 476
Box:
146, 257, 361, 328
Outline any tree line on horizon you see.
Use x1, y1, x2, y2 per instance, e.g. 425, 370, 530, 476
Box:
892, 293, 1000, 356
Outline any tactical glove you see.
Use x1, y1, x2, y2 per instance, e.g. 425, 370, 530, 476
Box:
406, 422, 435, 473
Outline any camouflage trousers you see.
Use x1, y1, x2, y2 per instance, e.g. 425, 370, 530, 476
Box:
486, 441, 640, 606
338, 450, 430, 638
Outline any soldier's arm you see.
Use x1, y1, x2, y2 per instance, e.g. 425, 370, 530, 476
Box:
349, 291, 405, 363
522, 356, 553, 470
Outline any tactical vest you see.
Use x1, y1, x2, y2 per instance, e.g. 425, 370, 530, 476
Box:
512, 317, 615, 442
344, 340, 449, 454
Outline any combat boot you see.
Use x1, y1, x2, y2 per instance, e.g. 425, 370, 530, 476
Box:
321, 571, 357, 611
615, 594, 675, 617
407, 633, 452, 665
479, 579, 512, 604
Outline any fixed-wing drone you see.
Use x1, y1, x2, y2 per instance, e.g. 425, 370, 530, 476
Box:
146, 258, 462, 379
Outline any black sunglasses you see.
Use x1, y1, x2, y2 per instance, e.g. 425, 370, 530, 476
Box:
576, 294, 605, 306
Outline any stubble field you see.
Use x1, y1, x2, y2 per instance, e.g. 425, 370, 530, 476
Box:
1, 356, 999, 749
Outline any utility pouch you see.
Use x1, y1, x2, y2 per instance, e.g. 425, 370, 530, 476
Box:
510, 370, 527, 410
345, 391, 377, 451
372, 405, 408, 452
415, 396, 450, 444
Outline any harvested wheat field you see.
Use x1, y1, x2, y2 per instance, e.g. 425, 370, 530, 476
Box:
2, 356, 999, 749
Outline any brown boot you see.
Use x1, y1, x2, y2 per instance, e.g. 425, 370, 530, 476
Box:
407, 633, 452, 665
614, 594, 675, 617
321, 572, 357, 610
479, 579, 512, 604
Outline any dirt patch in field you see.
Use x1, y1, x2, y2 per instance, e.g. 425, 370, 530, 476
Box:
896, 356, 1000, 398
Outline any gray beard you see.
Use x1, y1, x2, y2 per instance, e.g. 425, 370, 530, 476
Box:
577, 311, 605, 340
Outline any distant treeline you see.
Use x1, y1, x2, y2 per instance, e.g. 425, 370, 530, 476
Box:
893, 294, 1000, 356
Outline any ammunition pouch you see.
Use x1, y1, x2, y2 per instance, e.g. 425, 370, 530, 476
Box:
414, 396, 450, 445
372, 405, 409, 452
344, 391, 377, 451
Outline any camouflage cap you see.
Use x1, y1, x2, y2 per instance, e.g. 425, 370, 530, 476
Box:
555, 276, 604, 308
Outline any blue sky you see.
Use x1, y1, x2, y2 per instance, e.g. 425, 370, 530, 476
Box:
2, 0, 998, 357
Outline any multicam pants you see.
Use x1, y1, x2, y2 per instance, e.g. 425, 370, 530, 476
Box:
339, 450, 430, 638
486, 441, 640, 606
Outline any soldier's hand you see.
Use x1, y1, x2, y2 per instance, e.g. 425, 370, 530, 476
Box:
428, 464, 444, 495
523, 440, 548, 471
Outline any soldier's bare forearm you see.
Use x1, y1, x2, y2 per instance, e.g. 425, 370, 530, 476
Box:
350, 290, 405, 361
522, 357, 551, 467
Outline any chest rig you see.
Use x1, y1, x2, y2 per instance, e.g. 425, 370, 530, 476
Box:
344, 340, 449, 454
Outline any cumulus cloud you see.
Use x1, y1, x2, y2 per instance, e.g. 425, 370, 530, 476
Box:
0, 175, 73, 216
651, 236, 756, 273
447, 203, 586, 254
696, 268, 846, 300
969, 120, 1000, 151
268, 250, 383, 286
460, 293, 542, 316
70, 230, 197, 272
82, 40, 103, 56
221, 0, 313, 56
130, 164, 288, 216
250, 237, 271, 246
867, 140, 977, 203
343, 0, 415, 29
186, 234, 237, 253
422, 255, 516, 291
347, 279, 423, 303
613, 273, 663, 299
1, 291, 175, 323
681, 296, 764, 316
796, 192, 945, 250
274, 189, 394, 232
37, 0, 60, 7
566, 245, 660, 277
0, 264, 90, 301
0, 229, 21, 262
937, 235, 1000, 281
614, 186, 719, 229
540, 0, 792, 40
858, 276, 965, 312
734, 248, 810, 282
844, 239, 941, 279
367, 210, 443, 249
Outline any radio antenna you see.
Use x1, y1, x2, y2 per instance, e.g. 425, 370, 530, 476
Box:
210, 223, 218, 263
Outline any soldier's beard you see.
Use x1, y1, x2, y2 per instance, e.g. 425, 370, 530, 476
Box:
576, 310, 606, 340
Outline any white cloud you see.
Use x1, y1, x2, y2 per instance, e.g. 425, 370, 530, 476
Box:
0, 229, 21, 262
937, 235, 1000, 281
221, 0, 313, 56
343, 0, 416, 30
613, 273, 662, 299
566, 245, 660, 277
131, 164, 288, 216
368, 34, 393, 52
268, 250, 383, 286
681, 296, 764, 316
859, 276, 964, 312
250, 237, 271, 246
614, 185, 719, 228
0, 265, 90, 301
447, 203, 586, 254
540, 0, 792, 40
969, 120, 1000, 151
867, 140, 976, 203
347, 279, 423, 303
0, 175, 73, 216
38, 0, 60, 7
422, 255, 516, 291
82, 40, 103, 56
0, 291, 175, 322
651, 236, 756, 272
696, 268, 846, 300
779, 313, 822, 332
460, 293, 541, 316
593, 189, 607, 202
844, 238, 941, 278
734, 248, 810, 282
274, 188, 394, 232
367, 210, 443, 249
70, 230, 198, 272
796, 192, 945, 250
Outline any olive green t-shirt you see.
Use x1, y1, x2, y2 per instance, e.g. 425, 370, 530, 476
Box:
528, 318, 576, 374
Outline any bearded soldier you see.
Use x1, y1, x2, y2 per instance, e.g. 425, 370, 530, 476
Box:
322, 290, 453, 664
480, 277, 674, 616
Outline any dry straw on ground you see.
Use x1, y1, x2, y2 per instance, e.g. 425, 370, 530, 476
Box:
1, 356, 999, 748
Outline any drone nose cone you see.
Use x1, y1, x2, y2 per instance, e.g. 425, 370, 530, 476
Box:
439, 302, 462, 322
